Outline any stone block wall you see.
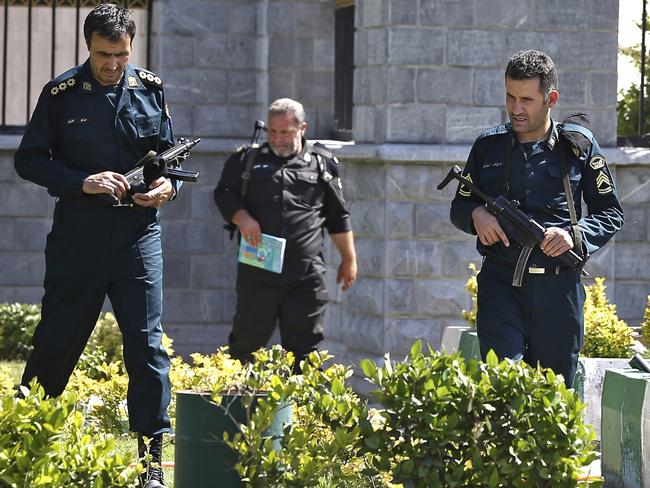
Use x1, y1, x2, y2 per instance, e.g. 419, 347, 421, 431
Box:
354, 0, 619, 146
151, 0, 336, 140
1, 139, 649, 366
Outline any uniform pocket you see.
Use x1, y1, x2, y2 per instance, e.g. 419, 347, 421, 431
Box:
294, 169, 322, 205
135, 114, 161, 138
545, 162, 582, 201
62, 120, 98, 144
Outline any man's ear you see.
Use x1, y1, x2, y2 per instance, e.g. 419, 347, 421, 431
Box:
547, 90, 559, 108
300, 121, 308, 135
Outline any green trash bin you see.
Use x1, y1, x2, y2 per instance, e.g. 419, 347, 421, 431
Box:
174, 390, 292, 488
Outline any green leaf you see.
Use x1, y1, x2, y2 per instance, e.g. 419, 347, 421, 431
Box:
410, 340, 422, 358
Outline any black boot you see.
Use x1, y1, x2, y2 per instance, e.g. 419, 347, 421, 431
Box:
138, 433, 167, 488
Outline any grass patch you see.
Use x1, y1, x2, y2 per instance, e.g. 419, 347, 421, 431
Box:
0, 360, 24, 386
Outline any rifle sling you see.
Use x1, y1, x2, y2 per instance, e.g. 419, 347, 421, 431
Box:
240, 144, 261, 198
556, 140, 584, 258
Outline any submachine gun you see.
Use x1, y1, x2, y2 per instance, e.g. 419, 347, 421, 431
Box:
437, 165, 588, 287
223, 120, 268, 238
103, 137, 201, 206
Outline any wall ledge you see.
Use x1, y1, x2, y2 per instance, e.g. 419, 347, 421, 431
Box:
3, 135, 649, 166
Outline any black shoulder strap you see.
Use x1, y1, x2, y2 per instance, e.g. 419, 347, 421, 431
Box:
240, 145, 261, 198
557, 140, 584, 257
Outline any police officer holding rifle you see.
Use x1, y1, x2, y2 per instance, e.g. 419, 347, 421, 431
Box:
446, 50, 623, 387
13, 4, 199, 487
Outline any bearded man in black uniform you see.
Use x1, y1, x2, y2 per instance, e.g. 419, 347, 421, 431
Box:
214, 98, 357, 369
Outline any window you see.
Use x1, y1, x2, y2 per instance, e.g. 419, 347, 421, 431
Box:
0, 0, 152, 133
332, 0, 354, 141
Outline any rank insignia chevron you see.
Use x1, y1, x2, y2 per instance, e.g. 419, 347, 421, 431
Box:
596, 170, 612, 194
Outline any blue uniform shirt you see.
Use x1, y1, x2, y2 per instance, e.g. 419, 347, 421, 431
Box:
15, 60, 175, 198
451, 120, 624, 267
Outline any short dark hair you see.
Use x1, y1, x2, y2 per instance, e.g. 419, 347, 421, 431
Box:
505, 50, 558, 101
83, 3, 136, 46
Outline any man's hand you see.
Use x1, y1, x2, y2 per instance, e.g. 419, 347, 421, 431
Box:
472, 205, 510, 247
132, 177, 174, 208
232, 209, 262, 247
337, 257, 357, 291
540, 227, 574, 257
82, 171, 130, 200
330, 231, 357, 291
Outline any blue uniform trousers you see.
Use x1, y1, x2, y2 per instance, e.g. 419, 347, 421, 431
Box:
476, 260, 585, 387
21, 199, 171, 436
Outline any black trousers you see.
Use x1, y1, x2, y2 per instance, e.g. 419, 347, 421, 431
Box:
228, 262, 328, 368
476, 260, 585, 387
21, 200, 171, 436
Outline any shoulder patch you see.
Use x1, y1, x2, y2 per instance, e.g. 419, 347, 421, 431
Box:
589, 155, 605, 170
476, 123, 510, 142
135, 68, 163, 88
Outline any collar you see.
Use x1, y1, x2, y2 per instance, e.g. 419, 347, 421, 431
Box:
76, 61, 146, 94
545, 119, 560, 150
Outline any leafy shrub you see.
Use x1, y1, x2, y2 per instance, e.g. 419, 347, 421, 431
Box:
0, 382, 140, 487
617, 44, 649, 137
462, 263, 478, 326
0, 303, 123, 365
0, 303, 40, 360
79, 312, 124, 377
640, 295, 650, 346
360, 342, 598, 488
0, 365, 15, 397
67, 362, 130, 435
582, 278, 634, 358
219, 347, 388, 487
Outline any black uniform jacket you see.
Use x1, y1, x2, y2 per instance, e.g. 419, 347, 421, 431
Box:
214, 140, 352, 279
450, 120, 624, 268
14, 60, 175, 199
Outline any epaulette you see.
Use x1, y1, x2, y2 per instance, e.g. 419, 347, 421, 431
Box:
476, 123, 511, 142
48, 68, 78, 96
135, 68, 163, 88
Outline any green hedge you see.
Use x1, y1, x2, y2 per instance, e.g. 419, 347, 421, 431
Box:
0, 382, 140, 487
223, 344, 598, 487
0, 303, 122, 364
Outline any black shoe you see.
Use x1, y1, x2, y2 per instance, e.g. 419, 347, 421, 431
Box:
138, 433, 167, 488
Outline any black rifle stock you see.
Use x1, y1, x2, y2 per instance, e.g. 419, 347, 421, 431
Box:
438, 165, 587, 286
102, 137, 201, 206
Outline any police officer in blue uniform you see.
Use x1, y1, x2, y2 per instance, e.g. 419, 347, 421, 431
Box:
450, 50, 624, 387
15, 4, 174, 487
214, 98, 357, 370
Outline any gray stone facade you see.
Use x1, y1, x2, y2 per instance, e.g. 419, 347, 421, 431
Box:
354, 0, 619, 146
1, 0, 648, 378
151, 0, 336, 140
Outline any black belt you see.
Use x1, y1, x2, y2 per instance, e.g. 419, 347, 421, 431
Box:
483, 256, 572, 275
